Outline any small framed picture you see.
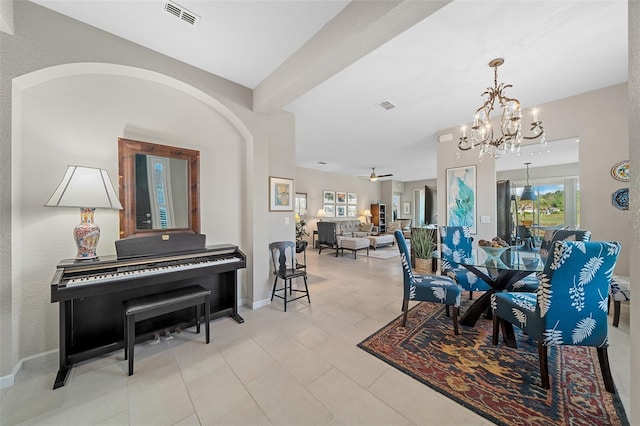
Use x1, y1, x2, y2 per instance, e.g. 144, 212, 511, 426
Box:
336, 205, 346, 217
336, 191, 347, 204
323, 190, 335, 204
348, 192, 357, 204
269, 176, 293, 211
324, 204, 335, 217
403, 201, 411, 215
347, 205, 357, 217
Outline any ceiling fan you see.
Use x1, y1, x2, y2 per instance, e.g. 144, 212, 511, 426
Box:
360, 167, 393, 182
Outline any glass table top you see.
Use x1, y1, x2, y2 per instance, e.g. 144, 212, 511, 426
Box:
438, 247, 545, 272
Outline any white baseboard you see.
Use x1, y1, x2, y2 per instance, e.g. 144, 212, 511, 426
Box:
251, 298, 271, 309
0, 349, 58, 389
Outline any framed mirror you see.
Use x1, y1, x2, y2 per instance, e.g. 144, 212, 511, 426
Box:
118, 138, 200, 238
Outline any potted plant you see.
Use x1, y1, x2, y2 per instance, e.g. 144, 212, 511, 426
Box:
295, 214, 309, 254
411, 227, 437, 274
295, 214, 309, 242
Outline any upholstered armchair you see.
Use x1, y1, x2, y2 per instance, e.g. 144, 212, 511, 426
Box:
394, 230, 462, 334
317, 222, 339, 256
387, 221, 401, 233
439, 226, 491, 299
491, 240, 621, 392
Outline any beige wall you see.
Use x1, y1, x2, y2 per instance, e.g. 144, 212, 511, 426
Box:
437, 83, 630, 276
437, 138, 498, 239
295, 166, 380, 240
1, 2, 294, 380
400, 179, 438, 225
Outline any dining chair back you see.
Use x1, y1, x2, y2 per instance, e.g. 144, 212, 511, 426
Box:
269, 241, 310, 311
538, 229, 591, 258
491, 240, 621, 392
513, 228, 593, 293
394, 230, 462, 335
515, 225, 535, 250
439, 226, 491, 299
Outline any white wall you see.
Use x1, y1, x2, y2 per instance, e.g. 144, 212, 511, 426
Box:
437, 140, 497, 239
1, 2, 294, 379
401, 179, 437, 224
437, 84, 630, 276
497, 163, 579, 183
295, 166, 379, 239
12, 73, 245, 355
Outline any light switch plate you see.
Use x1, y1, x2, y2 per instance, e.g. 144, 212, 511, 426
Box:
481, 215, 490, 224
284, 216, 290, 225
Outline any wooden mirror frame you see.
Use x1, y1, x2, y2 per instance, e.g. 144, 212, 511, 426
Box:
118, 138, 200, 238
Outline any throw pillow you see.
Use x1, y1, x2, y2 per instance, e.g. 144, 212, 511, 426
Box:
359, 223, 373, 232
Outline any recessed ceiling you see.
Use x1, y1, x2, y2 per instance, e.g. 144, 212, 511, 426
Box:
31, 0, 628, 182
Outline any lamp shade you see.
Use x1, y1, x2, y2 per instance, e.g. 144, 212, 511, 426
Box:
363, 209, 372, 217
45, 166, 122, 260
44, 166, 122, 209
520, 185, 537, 201
317, 208, 326, 219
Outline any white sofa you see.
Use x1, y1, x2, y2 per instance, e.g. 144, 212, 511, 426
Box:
325, 220, 378, 237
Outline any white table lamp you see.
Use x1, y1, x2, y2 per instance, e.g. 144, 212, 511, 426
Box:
45, 165, 122, 260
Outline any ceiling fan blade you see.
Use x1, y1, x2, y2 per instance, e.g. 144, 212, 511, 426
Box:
377, 174, 393, 178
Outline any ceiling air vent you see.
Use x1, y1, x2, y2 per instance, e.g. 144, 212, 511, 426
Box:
163, 1, 201, 26
379, 100, 397, 110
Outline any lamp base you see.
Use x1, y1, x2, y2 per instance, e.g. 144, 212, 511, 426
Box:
74, 208, 100, 260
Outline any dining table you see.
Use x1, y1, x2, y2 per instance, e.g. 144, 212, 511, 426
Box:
443, 247, 545, 346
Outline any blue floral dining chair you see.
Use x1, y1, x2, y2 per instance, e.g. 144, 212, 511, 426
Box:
394, 231, 462, 335
491, 240, 621, 393
439, 226, 492, 299
511, 229, 593, 293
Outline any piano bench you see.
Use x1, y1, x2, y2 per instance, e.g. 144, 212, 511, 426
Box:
123, 285, 211, 376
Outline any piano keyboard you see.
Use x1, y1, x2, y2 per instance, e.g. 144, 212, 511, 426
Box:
64, 256, 241, 288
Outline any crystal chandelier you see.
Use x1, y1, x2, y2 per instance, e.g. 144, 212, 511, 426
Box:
458, 58, 546, 159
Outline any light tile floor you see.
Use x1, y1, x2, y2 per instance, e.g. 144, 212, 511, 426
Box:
1, 248, 631, 425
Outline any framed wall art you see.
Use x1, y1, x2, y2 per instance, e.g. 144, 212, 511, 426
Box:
336, 205, 347, 218
446, 165, 477, 234
323, 204, 335, 217
348, 192, 357, 204
347, 205, 357, 217
403, 201, 411, 215
336, 191, 347, 204
323, 190, 335, 204
269, 176, 293, 212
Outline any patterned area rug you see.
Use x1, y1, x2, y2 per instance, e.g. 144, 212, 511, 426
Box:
358, 302, 628, 426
